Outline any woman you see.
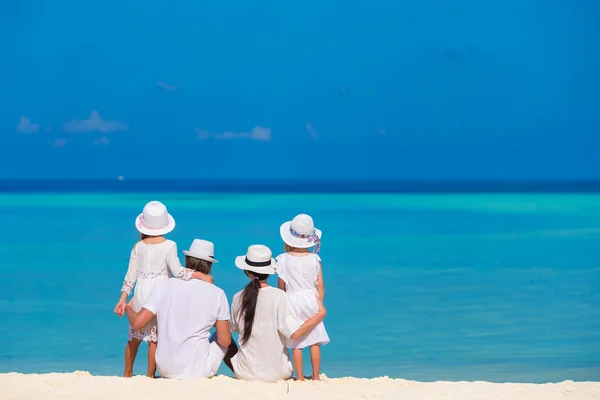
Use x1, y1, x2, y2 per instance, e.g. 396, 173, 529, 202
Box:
225, 244, 326, 382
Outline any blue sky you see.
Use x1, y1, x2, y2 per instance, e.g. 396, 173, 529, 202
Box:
1, 0, 599, 179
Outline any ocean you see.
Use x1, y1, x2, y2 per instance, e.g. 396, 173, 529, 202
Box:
0, 184, 599, 382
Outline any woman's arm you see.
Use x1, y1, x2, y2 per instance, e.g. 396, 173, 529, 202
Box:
278, 277, 286, 291
316, 262, 324, 301
290, 299, 326, 340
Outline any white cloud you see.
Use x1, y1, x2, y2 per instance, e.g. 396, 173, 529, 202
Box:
49, 138, 70, 148
213, 131, 249, 140
157, 81, 180, 91
93, 136, 109, 146
62, 110, 128, 134
250, 126, 271, 141
195, 129, 210, 140
306, 122, 318, 139
16, 116, 40, 134
195, 126, 272, 141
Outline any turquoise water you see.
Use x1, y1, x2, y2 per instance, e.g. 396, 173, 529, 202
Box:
0, 193, 599, 382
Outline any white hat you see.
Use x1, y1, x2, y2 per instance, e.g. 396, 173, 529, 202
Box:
183, 239, 218, 263
280, 214, 322, 249
235, 244, 276, 275
135, 201, 176, 236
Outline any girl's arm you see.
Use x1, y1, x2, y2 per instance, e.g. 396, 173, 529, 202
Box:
275, 255, 286, 291
115, 247, 138, 316
316, 262, 325, 301
166, 242, 213, 283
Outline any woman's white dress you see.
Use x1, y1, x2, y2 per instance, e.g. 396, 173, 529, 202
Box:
275, 253, 330, 349
121, 240, 194, 342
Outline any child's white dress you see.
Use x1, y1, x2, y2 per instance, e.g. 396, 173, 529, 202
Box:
121, 240, 194, 342
275, 253, 330, 349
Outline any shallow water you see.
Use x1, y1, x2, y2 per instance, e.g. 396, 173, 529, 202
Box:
0, 193, 598, 382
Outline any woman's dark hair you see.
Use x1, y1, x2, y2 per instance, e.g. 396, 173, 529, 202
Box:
237, 271, 269, 345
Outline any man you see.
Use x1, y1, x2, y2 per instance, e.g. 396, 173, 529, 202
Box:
126, 239, 230, 379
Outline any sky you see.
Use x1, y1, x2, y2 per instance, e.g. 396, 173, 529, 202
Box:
1, 0, 599, 180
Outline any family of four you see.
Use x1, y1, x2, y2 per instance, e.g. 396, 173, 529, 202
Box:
113, 201, 329, 382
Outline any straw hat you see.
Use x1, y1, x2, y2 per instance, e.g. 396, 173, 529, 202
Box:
280, 214, 322, 249
235, 245, 276, 275
183, 239, 218, 263
135, 201, 176, 236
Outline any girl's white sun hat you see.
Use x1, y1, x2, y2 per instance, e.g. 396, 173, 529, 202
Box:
280, 214, 322, 251
235, 244, 276, 275
135, 201, 176, 236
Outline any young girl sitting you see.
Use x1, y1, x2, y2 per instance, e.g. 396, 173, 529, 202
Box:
113, 201, 212, 377
276, 214, 330, 380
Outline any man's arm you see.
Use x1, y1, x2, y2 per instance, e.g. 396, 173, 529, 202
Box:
125, 304, 156, 330
214, 320, 231, 348
290, 299, 326, 340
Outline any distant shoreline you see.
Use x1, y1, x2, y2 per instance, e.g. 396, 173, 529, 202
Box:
1, 179, 600, 194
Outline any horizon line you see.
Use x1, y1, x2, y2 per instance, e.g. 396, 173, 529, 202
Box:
1, 179, 600, 194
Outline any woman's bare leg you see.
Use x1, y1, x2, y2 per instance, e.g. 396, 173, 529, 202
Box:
123, 339, 142, 377
292, 349, 304, 381
309, 345, 321, 380
147, 341, 157, 378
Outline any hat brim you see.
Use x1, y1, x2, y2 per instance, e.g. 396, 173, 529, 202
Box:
183, 250, 218, 263
135, 213, 176, 236
279, 221, 322, 248
235, 255, 276, 275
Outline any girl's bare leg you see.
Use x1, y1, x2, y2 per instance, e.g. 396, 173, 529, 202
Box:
147, 341, 157, 378
123, 339, 142, 377
309, 344, 321, 380
292, 348, 304, 381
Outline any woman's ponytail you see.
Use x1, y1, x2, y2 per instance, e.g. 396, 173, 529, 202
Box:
237, 272, 268, 345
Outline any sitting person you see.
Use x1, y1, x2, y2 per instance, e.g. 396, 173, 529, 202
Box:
224, 244, 326, 382
126, 239, 230, 379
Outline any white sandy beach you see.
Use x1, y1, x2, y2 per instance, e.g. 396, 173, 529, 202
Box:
1, 372, 598, 400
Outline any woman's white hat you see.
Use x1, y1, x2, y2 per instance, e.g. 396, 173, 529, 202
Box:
183, 239, 218, 263
280, 214, 322, 249
235, 244, 276, 275
135, 201, 176, 236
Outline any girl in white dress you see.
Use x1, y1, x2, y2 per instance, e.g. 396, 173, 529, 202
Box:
113, 201, 212, 378
276, 214, 330, 380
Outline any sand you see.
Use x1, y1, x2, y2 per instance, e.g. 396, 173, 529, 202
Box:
1, 372, 599, 400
